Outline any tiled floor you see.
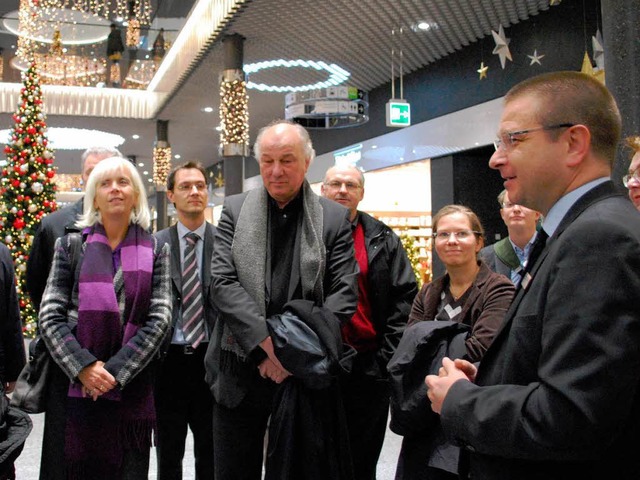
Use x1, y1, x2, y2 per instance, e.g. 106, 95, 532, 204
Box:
15, 410, 403, 479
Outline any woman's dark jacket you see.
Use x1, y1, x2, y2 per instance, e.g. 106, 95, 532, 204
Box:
408, 261, 515, 362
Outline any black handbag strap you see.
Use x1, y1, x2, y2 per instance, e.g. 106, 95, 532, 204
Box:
66, 232, 83, 281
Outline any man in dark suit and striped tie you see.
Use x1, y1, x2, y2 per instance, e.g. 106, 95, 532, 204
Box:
154, 161, 216, 479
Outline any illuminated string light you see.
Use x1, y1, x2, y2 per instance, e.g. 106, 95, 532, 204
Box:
153, 119, 171, 186
126, 17, 140, 47
243, 59, 351, 93
14, 0, 151, 86
153, 146, 171, 186
219, 78, 249, 152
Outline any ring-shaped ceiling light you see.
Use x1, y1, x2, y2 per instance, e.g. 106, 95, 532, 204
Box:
0, 128, 124, 150
243, 59, 351, 93
3, 8, 110, 46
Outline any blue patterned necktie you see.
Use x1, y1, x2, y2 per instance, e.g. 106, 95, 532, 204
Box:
182, 232, 205, 347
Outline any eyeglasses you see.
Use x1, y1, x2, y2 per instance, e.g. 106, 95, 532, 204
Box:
493, 123, 575, 152
432, 230, 481, 241
623, 171, 640, 188
176, 182, 207, 192
323, 180, 362, 192
501, 202, 521, 209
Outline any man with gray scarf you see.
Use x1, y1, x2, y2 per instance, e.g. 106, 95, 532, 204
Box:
205, 120, 358, 479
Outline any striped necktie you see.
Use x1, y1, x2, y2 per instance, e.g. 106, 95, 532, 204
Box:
182, 232, 205, 348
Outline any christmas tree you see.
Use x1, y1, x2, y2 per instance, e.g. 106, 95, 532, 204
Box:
0, 62, 57, 337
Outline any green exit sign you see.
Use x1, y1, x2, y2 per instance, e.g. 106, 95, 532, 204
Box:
386, 100, 411, 127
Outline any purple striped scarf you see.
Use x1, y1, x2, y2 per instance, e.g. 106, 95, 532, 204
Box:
64, 223, 155, 479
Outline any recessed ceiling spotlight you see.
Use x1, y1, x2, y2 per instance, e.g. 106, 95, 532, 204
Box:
174, 154, 181, 159
203, 107, 214, 113
147, 178, 153, 183
371, 145, 378, 149
214, 125, 223, 132
414, 21, 438, 32
143, 171, 149, 175
243, 59, 351, 93
138, 162, 144, 167
132, 134, 140, 139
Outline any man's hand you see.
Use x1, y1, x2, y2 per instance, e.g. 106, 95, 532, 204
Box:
425, 357, 472, 414
258, 336, 291, 383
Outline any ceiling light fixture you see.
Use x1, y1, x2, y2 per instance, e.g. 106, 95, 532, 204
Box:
0, 127, 124, 150
203, 107, 214, 113
244, 59, 351, 93
414, 21, 439, 32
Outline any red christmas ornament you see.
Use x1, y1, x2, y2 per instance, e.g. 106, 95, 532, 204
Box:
17, 210, 24, 217
19, 300, 26, 309
43, 200, 50, 207
11, 180, 20, 188
46, 170, 54, 178
24, 137, 31, 144
3, 146, 10, 154
30, 174, 37, 181
27, 126, 36, 135
13, 218, 25, 230
45, 158, 53, 165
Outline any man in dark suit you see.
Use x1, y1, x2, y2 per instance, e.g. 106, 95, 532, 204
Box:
205, 120, 358, 479
26, 146, 120, 311
426, 71, 640, 479
321, 164, 417, 480
154, 161, 216, 479
479, 189, 540, 285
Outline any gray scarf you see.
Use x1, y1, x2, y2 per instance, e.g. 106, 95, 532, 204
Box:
223, 181, 326, 358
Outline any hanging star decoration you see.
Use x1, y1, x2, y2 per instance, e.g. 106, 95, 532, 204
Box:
477, 62, 488, 80
491, 25, 512, 69
580, 51, 595, 76
211, 162, 225, 188
592, 30, 605, 70
214, 171, 224, 188
527, 49, 545, 66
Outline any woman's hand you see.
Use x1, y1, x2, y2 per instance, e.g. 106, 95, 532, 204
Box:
78, 361, 117, 401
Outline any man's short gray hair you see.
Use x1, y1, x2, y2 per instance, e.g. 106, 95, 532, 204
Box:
81, 146, 122, 169
253, 120, 315, 164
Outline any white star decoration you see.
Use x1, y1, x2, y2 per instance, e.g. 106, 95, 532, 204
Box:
527, 50, 545, 66
592, 30, 605, 70
491, 25, 512, 69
